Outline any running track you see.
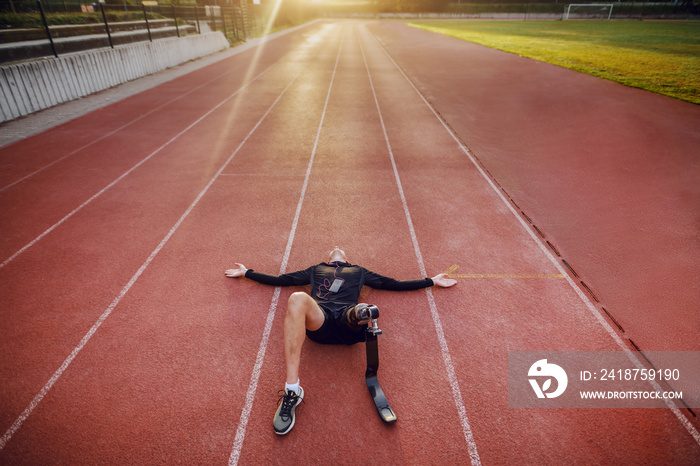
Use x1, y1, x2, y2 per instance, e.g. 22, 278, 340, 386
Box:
1, 20, 698, 464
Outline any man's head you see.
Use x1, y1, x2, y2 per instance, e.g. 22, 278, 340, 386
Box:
327, 246, 347, 263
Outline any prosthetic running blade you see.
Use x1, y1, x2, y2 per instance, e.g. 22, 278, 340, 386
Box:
365, 320, 397, 423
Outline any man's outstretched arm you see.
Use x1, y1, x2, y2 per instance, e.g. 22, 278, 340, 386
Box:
225, 263, 312, 286
364, 269, 457, 291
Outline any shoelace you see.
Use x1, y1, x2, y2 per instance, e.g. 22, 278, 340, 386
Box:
277, 389, 302, 421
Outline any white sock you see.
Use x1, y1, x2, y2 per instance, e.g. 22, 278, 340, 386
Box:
285, 380, 300, 395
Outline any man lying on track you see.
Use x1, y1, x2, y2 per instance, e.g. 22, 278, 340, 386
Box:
225, 247, 456, 435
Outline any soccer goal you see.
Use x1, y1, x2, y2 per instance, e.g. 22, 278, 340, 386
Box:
564, 4, 614, 20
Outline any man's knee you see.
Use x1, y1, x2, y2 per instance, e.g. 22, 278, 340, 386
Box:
287, 292, 312, 315
286, 292, 324, 331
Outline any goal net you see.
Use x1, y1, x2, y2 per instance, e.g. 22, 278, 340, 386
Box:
564, 4, 614, 20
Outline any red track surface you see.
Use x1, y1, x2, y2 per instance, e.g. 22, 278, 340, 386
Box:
1, 20, 698, 464
373, 21, 700, 354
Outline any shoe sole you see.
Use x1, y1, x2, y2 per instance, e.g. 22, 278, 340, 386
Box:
274, 387, 304, 436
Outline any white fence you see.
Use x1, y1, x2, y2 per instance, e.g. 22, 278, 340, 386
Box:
0, 31, 229, 123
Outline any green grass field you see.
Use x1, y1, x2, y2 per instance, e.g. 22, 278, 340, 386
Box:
408, 21, 700, 104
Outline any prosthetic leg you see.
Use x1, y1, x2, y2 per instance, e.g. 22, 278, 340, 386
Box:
363, 306, 398, 424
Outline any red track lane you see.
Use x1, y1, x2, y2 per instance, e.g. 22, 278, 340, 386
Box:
237, 27, 476, 465
0, 29, 318, 259
366, 21, 700, 355
0, 22, 333, 459
0, 57, 249, 190
1, 19, 698, 464
0, 37, 328, 407
357, 24, 699, 464
0, 25, 342, 463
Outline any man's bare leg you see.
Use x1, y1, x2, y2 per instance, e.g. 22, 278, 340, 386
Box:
284, 292, 325, 385
273, 292, 323, 435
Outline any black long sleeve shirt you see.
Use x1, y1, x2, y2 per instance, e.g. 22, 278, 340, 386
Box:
244, 262, 433, 307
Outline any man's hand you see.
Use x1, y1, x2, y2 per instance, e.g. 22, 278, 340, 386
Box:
431, 273, 457, 288
225, 263, 248, 278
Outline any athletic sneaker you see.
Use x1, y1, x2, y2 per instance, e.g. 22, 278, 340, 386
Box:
273, 387, 304, 435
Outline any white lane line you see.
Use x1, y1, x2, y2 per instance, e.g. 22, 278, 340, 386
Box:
0, 62, 247, 193
367, 27, 700, 447
0, 61, 280, 270
0, 67, 302, 453
358, 27, 482, 466
228, 26, 346, 466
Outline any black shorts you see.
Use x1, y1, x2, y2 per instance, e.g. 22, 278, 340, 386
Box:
306, 303, 366, 346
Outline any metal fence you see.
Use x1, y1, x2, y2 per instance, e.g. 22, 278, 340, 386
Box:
0, 1, 265, 63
